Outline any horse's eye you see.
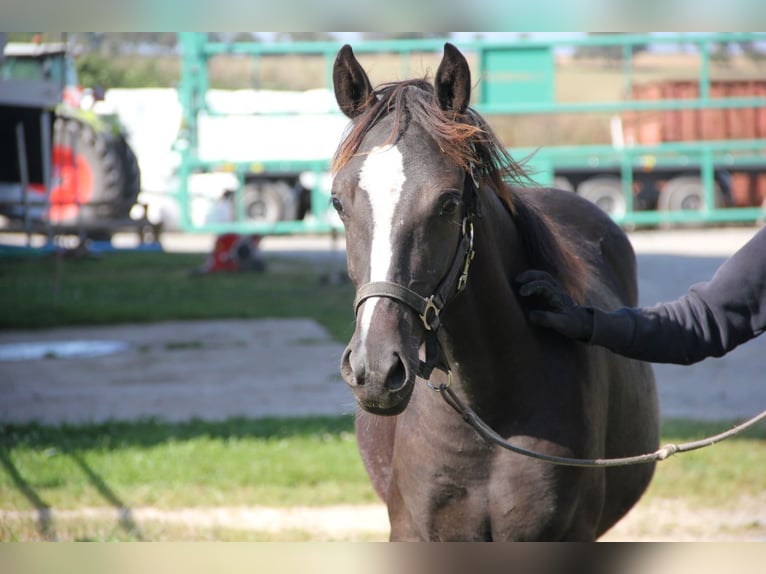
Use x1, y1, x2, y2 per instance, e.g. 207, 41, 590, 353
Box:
331, 196, 344, 214
441, 197, 460, 215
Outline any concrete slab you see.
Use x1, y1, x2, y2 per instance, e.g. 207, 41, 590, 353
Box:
0, 319, 354, 424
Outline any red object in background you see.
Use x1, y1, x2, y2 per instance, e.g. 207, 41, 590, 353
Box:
27, 143, 95, 223
195, 233, 265, 274
623, 79, 766, 144
622, 79, 766, 207
62, 85, 83, 109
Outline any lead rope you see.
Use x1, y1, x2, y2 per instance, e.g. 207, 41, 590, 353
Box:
431, 380, 766, 467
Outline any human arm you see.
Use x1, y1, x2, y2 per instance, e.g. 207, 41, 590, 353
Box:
516, 227, 766, 365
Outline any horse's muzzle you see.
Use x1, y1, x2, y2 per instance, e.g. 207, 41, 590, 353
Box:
341, 343, 416, 415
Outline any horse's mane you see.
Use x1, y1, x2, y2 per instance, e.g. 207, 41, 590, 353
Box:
332, 79, 588, 302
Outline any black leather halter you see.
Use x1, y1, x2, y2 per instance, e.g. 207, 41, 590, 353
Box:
352, 168, 480, 379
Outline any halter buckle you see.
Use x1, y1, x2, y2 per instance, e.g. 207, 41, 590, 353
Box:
421, 296, 441, 331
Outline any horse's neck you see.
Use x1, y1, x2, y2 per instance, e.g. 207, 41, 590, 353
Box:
439, 190, 534, 412
475, 191, 527, 296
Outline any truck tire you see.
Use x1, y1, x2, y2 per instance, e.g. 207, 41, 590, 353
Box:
50, 117, 125, 225
115, 134, 141, 208
576, 176, 626, 218
243, 180, 297, 223
657, 176, 725, 213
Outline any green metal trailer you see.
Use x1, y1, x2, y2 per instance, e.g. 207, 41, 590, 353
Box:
175, 32, 766, 234
474, 32, 766, 227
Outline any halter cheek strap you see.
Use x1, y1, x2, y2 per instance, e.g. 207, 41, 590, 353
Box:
352, 169, 479, 379
353, 216, 475, 333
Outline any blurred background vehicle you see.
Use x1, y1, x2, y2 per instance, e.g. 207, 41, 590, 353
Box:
0, 34, 144, 242
2, 32, 765, 248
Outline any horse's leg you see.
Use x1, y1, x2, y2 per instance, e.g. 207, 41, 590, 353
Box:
355, 411, 423, 540
385, 480, 422, 541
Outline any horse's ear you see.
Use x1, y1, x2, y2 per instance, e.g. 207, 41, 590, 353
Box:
435, 43, 471, 115
333, 44, 373, 119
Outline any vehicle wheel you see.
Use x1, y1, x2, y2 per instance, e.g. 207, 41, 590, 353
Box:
576, 176, 626, 218
115, 134, 141, 212
50, 117, 124, 225
243, 181, 297, 223
657, 176, 725, 212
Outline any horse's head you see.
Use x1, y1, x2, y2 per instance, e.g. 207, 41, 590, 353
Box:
331, 43, 479, 415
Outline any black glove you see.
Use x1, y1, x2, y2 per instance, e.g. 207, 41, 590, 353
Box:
515, 269, 594, 342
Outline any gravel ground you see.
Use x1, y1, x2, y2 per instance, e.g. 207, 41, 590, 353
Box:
2, 493, 765, 541
0, 318, 354, 424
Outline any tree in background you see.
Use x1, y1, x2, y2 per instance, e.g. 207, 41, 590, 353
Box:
275, 32, 337, 43
740, 41, 766, 61
573, 33, 647, 64
711, 40, 765, 63
361, 32, 446, 41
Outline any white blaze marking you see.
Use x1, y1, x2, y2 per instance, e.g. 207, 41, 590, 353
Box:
358, 144, 406, 341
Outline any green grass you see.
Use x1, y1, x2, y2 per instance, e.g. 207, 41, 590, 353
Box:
0, 416, 376, 512
0, 251, 355, 342
0, 416, 764, 540
1, 417, 763, 515
648, 419, 766, 506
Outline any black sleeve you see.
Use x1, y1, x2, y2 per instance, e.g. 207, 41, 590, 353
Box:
589, 226, 766, 365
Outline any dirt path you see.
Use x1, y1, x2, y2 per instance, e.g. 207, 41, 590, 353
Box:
3, 493, 765, 541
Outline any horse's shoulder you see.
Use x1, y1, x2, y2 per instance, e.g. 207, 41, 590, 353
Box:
516, 186, 639, 305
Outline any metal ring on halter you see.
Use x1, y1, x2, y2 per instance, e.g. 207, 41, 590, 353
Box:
427, 370, 452, 391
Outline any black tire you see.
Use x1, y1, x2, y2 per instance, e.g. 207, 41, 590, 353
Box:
577, 176, 627, 218
115, 134, 141, 209
657, 176, 725, 213
243, 180, 298, 223
52, 116, 125, 224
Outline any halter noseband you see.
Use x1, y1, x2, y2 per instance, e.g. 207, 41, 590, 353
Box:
352, 167, 480, 379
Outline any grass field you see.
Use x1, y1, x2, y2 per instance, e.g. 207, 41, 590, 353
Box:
0, 251, 355, 341
0, 416, 374, 512
2, 250, 765, 540
1, 416, 765, 541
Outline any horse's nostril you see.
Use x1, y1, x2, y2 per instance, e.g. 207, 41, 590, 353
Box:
342, 344, 410, 393
385, 354, 408, 392
341, 347, 363, 386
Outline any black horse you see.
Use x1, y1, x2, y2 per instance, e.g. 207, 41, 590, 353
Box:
331, 43, 659, 541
